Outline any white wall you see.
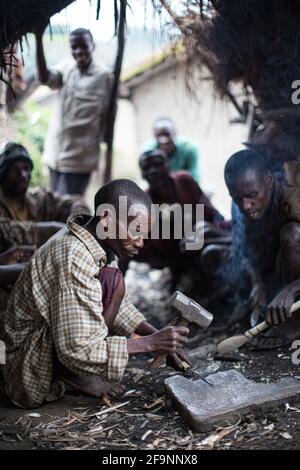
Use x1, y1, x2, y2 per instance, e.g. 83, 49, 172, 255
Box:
129, 63, 249, 218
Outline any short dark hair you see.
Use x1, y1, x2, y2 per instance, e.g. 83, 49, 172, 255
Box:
94, 179, 152, 215
224, 149, 272, 189
70, 28, 94, 42
139, 149, 166, 167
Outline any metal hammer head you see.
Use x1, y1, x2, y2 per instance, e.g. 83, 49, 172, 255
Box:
167, 291, 213, 329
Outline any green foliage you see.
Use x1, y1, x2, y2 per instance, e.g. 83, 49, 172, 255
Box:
12, 101, 51, 187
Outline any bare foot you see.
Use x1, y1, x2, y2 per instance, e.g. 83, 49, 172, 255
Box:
60, 369, 125, 398
103, 382, 125, 398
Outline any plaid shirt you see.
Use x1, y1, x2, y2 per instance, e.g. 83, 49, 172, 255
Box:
0, 215, 145, 409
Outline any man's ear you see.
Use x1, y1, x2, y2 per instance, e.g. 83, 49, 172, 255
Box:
96, 208, 117, 238
264, 171, 273, 187
99, 209, 113, 229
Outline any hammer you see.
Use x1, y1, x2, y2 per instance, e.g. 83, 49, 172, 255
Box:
147, 291, 213, 370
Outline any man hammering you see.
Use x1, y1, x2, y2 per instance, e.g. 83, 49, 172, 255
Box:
0, 180, 192, 409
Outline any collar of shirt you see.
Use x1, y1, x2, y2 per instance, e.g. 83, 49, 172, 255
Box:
67, 213, 108, 267
74, 59, 98, 77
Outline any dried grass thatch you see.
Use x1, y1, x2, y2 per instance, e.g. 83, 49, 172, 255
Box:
157, 0, 300, 161
0, 1, 75, 73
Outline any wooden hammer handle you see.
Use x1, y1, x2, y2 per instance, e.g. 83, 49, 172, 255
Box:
147, 318, 190, 371
245, 300, 300, 339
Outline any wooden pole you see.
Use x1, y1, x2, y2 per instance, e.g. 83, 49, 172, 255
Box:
104, 0, 127, 183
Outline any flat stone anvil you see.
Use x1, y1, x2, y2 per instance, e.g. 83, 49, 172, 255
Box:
165, 369, 300, 432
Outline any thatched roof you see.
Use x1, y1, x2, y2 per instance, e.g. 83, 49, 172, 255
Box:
0, 0, 75, 74
160, 0, 300, 161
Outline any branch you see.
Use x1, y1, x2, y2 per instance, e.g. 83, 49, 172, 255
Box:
157, 0, 190, 35
104, 0, 127, 183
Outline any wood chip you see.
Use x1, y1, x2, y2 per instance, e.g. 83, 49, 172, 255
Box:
197, 425, 239, 449
144, 397, 165, 410
280, 432, 293, 440
124, 389, 137, 396
141, 430, 153, 441
101, 394, 112, 407
94, 401, 130, 418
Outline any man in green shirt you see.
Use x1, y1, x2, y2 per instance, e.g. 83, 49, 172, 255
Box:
144, 117, 200, 182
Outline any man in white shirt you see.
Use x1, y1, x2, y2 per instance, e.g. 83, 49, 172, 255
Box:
35, 27, 112, 196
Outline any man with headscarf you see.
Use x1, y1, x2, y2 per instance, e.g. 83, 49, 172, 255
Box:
0, 142, 89, 313
0, 141, 89, 253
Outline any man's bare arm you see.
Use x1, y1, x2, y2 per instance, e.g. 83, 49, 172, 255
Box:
245, 261, 267, 309
35, 30, 50, 83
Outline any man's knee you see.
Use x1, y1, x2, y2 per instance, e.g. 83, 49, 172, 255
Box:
280, 222, 300, 249
201, 244, 229, 276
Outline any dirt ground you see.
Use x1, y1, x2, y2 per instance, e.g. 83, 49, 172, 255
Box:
0, 263, 300, 451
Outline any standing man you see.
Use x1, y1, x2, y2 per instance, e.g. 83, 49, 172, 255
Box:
144, 117, 200, 182
35, 27, 112, 195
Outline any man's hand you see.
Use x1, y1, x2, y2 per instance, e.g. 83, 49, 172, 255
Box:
265, 287, 296, 326
166, 349, 192, 371
128, 325, 189, 356
0, 245, 36, 265
149, 326, 189, 353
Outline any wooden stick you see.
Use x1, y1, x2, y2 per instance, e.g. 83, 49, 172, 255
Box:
246, 300, 300, 339
104, 0, 127, 183
147, 317, 189, 370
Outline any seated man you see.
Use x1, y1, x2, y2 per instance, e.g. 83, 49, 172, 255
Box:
224, 149, 300, 347
0, 142, 89, 252
144, 117, 200, 182
0, 179, 190, 409
120, 149, 227, 287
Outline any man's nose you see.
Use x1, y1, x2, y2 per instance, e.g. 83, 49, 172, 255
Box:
20, 170, 29, 180
243, 199, 252, 211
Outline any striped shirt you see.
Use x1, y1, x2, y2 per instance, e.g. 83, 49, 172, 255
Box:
0, 214, 145, 409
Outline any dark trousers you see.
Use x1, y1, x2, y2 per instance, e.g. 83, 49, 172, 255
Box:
49, 168, 90, 196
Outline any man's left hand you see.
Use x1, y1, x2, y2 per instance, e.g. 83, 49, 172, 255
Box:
265, 287, 295, 326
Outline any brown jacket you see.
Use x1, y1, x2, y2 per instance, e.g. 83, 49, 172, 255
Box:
0, 186, 90, 251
